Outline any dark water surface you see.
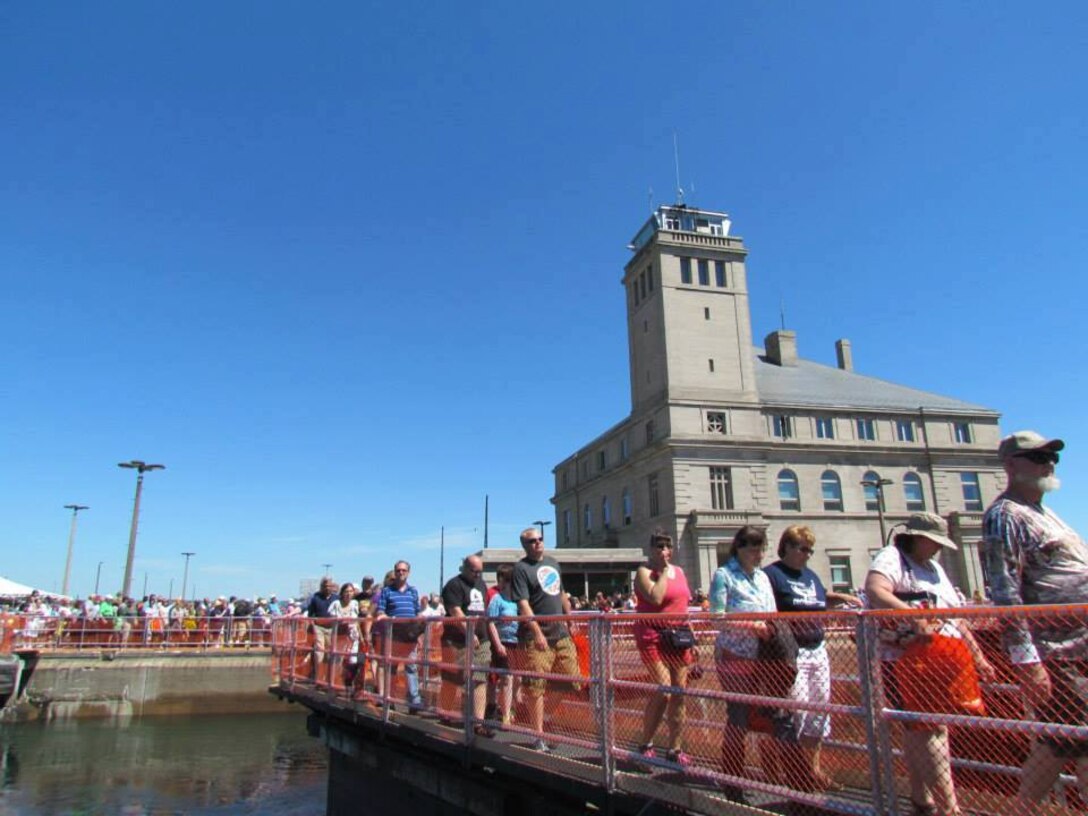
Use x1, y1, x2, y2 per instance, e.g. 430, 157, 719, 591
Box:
0, 712, 327, 815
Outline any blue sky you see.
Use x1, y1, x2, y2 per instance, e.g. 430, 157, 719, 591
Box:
2, 3, 1086, 600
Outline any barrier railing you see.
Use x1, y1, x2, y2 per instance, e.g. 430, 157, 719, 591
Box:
1, 614, 276, 652
272, 605, 1088, 816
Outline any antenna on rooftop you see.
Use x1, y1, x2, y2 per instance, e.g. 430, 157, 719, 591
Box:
673, 130, 684, 204
780, 298, 787, 331
648, 186, 654, 213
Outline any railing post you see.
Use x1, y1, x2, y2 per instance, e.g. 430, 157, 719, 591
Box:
856, 611, 896, 816
591, 614, 615, 792
380, 618, 393, 722
462, 617, 474, 744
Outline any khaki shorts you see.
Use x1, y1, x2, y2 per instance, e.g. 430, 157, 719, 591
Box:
512, 637, 580, 698
440, 639, 492, 684
312, 624, 332, 654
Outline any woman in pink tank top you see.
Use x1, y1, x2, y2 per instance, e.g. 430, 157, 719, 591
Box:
632, 528, 695, 766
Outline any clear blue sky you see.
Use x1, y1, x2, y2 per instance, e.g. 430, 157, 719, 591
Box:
3, 3, 1086, 600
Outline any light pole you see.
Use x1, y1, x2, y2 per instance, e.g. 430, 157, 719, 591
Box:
118, 460, 165, 598
861, 477, 894, 545
321, 563, 332, 577
95, 561, 105, 595
61, 504, 89, 596
181, 552, 195, 601
533, 519, 552, 539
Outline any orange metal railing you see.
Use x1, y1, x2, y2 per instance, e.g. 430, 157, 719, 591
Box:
1, 613, 276, 652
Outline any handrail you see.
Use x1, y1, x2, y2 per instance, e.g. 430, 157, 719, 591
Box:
1, 613, 276, 652
270, 604, 1088, 816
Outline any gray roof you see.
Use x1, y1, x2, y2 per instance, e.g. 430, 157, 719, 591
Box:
753, 354, 997, 415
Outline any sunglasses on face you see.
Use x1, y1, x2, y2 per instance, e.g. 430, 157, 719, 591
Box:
794, 545, 815, 556
525, 537, 543, 544
1015, 450, 1059, 465
652, 541, 673, 550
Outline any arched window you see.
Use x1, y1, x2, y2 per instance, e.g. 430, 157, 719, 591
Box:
602, 495, 611, 528
862, 470, 884, 512
777, 469, 801, 511
622, 488, 632, 525
821, 470, 844, 511
583, 503, 592, 532
903, 473, 926, 512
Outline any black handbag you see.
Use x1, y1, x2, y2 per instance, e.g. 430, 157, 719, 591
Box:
661, 626, 697, 649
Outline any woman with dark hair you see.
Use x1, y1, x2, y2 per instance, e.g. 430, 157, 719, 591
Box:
709, 525, 778, 801
865, 513, 995, 816
633, 528, 694, 766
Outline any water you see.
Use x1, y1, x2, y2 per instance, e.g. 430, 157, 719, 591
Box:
0, 713, 327, 815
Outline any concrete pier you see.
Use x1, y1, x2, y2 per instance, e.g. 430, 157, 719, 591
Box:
3, 650, 286, 722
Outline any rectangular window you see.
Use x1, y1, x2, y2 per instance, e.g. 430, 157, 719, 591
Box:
632, 282, 639, 306
648, 474, 660, 517
697, 258, 709, 286
562, 509, 572, 543
896, 420, 915, 442
704, 307, 710, 320
708, 358, 715, 372
645, 420, 655, 445
954, 422, 972, 444
773, 414, 793, 439
816, 417, 835, 439
961, 472, 983, 512
715, 260, 726, 287
706, 411, 727, 434
622, 489, 632, 525
646, 265, 654, 292
680, 257, 692, 285
602, 495, 611, 527
665, 216, 680, 230
597, 449, 606, 471
857, 418, 876, 441
583, 503, 592, 532
828, 555, 854, 594
710, 466, 734, 510
639, 271, 647, 299
620, 436, 629, 461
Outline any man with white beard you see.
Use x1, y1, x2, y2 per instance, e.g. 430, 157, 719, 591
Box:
983, 430, 1088, 810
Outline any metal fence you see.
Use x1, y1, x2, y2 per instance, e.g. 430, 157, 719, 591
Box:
1, 614, 275, 652
273, 606, 1088, 816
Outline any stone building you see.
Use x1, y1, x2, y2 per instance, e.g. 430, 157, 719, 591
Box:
550, 203, 1003, 597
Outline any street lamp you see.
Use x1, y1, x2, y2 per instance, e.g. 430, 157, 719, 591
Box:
181, 552, 195, 601
95, 561, 105, 595
118, 460, 165, 598
533, 519, 552, 539
861, 477, 894, 545
61, 504, 89, 596
321, 563, 332, 577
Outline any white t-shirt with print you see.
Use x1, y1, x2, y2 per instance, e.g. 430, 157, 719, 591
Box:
868, 544, 962, 658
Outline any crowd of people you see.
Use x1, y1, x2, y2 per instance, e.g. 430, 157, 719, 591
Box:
295, 428, 1087, 816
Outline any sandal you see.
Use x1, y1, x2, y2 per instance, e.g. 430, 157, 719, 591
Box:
638, 742, 656, 759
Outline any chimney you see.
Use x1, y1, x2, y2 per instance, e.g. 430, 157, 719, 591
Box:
764, 330, 797, 367
835, 339, 853, 372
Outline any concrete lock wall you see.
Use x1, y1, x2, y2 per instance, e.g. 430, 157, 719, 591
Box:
5, 651, 287, 722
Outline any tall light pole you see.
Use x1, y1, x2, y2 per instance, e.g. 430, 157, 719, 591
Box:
181, 551, 195, 601
533, 519, 552, 539
61, 504, 89, 596
861, 477, 894, 545
321, 563, 332, 576
95, 561, 105, 595
118, 460, 165, 598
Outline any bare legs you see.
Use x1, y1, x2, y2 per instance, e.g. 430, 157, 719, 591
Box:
638, 658, 689, 752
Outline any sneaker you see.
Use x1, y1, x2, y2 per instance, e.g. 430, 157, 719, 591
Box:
666, 749, 691, 768
639, 743, 656, 760
473, 724, 496, 738
530, 739, 552, 753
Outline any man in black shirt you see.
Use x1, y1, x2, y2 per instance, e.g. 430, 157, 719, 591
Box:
438, 555, 495, 733
306, 577, 338, 685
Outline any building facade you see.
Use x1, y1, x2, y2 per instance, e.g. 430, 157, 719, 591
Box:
551, 204, 1003, 596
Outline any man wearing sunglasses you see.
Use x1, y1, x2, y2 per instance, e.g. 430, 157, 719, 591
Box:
983, 430, 1088, 810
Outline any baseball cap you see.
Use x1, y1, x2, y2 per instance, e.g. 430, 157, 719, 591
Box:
903, 512, 958, 550
998, 430, 1064, 460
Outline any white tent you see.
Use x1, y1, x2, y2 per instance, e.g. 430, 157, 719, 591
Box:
0, 576, 47, 597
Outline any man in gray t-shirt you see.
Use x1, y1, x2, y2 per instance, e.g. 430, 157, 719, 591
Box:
510, 527, 578, 752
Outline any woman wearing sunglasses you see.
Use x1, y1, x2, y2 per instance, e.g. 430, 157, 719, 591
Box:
633, 528, 694, 766
765, 525, 860, 791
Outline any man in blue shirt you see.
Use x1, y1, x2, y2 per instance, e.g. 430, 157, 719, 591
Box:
306, 577, 337, 685
374, 561, 425, 712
